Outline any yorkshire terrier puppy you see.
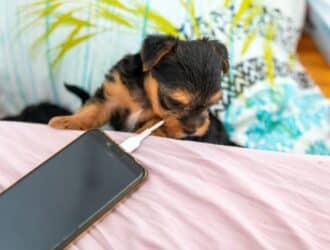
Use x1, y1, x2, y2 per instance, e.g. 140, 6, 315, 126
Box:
49, 35, 232, 144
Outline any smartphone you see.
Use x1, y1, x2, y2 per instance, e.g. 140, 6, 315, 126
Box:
0, 129, 147, 250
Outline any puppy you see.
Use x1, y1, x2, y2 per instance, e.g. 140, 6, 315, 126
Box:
49, 35, 229, 141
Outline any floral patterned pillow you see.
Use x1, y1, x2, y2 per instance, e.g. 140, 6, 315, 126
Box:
1, 0, 329, 154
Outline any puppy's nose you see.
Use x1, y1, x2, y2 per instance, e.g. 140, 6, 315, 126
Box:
184, 127, 196, 135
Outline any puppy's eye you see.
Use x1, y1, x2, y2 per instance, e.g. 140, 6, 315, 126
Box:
160, 95, 183, 110
166, 97, 183, 109
159, 95, 169, 110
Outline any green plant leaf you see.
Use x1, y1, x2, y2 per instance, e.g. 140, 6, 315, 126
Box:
233, 0, 252, 26
19, 0, 61, 10
21, 0, 181, 66
100, 0, 133, 12
31, 11, 95, 51
51, 28, 99, 67
224, 0, 232, 7
134, 4, 179, 36
241, 30, 256, 54
287, 51, 296, 70
17, 1, 64, 35
242, 4, 262, 27
93, 7, 134, 28
264, 22, 276, 87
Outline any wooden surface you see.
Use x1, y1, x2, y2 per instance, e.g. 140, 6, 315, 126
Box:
297, 33, 330, 97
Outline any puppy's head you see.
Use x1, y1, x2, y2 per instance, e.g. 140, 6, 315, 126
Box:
141, 35, 228, 138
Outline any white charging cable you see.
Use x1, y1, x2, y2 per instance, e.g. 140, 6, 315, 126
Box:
120, 120, 164, 153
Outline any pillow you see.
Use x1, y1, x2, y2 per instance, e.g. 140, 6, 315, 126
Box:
209, 0, 330, 154
1, 0, 330, 155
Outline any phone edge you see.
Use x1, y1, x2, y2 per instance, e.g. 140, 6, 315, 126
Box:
0, 129, 148, 249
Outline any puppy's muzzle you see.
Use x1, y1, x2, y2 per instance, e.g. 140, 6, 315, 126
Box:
181, 112, 209, 136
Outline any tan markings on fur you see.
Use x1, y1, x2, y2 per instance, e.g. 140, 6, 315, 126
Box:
106, 72, 155, 129
163, 117, 186, 138
103, 72, 139, 111
137, 109, 156, 126
49, 103, 113, 130
143, 41, 176, 72
144, 74, 194, 138
195, 117, 210, 136
209, 91, 223, 104
223, 60, 229, 73
144, 74, 164, 116
170, 90, 192, 105
49, 71, 143, 130
144, 74, 212, 138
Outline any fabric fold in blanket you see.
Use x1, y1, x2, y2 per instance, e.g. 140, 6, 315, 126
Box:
0, 122, 329, 250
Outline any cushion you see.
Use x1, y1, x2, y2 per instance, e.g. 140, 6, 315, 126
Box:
1, 0, 330, 155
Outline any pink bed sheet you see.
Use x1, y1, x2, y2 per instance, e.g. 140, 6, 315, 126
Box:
0, 121, 330, 250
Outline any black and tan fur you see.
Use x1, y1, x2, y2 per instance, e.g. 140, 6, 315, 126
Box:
49, 35, 232, 144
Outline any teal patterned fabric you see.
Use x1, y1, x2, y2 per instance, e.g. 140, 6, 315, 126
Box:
222, 82, 330, 154
1, 0, 330, 155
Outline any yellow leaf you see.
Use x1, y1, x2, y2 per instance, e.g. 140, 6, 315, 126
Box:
19, 0, 61, 10
241, 31, 256, 54
287, 51, 295, 69
224, 0, 231, 7
52, 29, 98, 67
233, 0, 252, 26
18, 1, 63, 34
242, 4, 262, 27
31, 11, 95, 51
32, 2, 62, 19
94, 7, 134, 28
264, 23, 276, 87
100, 0, 133, 12
134, 4, 179, 36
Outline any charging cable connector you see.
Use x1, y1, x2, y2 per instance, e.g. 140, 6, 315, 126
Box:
120, 120, 164, 153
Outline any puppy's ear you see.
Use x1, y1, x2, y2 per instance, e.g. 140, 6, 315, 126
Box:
209, 40, 229, 73
141, 35, 177, 72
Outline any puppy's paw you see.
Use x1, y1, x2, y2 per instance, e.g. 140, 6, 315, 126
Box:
49, 115, 86, 130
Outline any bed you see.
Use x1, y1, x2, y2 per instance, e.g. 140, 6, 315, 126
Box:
0, 121, 329, 249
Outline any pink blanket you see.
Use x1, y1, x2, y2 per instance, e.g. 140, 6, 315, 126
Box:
0, 122, 330, 249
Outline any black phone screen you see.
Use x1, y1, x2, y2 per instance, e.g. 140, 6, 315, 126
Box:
0, 130, 145, 250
